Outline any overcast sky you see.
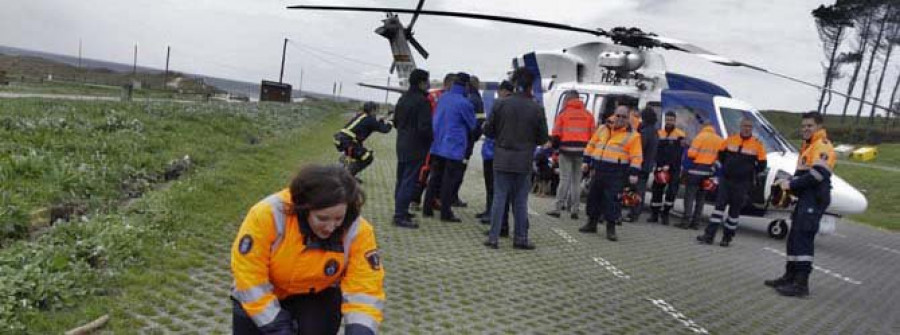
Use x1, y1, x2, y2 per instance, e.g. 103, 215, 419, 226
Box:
1, 0, 895, 112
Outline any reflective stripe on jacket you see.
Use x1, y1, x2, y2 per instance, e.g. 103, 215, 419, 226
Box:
584, 125, 643, 172
718, 134, 767, 182
231, 190, 385, 332
656, 127, 686, 168
551, 99, 596, 154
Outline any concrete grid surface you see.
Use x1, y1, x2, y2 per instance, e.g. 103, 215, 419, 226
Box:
129, 133, 900, 334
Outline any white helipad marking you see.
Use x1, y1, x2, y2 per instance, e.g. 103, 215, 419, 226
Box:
763, 247, 862, 285
831, 233, 848, 238
868, 243, 900, 256
592, 256, 631, 279
647, 298, 710, 334
550, 227, 578, 244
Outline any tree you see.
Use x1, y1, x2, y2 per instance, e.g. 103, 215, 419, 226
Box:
868, 4, 900, 125
839, 0, 878, 124
813, 3, 854, 115
854, 1, 892, 125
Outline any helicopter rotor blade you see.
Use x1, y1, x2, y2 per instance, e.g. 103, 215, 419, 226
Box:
407, 34, 430, 59
287, 5, 606, 37
407, 0, 426, 31
654, 36, 895, 113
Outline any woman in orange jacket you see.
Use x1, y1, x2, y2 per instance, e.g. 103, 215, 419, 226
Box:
230, 165, 385, 335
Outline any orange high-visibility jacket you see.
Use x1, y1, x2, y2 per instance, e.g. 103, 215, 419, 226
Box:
584, 125, 643, 171
687, 125, 724, 175
656, 127, 687, 168
551, 99, 596, 154
231, 190, 384, 332
796, 129, 836, 180
718, 134, 767, 181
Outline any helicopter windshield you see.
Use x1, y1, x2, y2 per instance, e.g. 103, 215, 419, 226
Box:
720, 107, 795, 153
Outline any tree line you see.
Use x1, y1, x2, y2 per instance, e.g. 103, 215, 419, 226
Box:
813, 0, 899, 128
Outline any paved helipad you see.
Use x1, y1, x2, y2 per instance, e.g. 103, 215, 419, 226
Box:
129, 132, 900, 334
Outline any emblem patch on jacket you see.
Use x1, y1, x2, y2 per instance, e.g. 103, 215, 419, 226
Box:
238, 235, 253, 255
324, 259, 340, 276
365, 249, 381, 270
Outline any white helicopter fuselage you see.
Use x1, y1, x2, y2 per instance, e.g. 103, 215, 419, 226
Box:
511, 42, 867, 234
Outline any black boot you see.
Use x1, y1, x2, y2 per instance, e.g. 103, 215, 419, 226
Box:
660, 211, 670, 226
719, 233, 733, 247
765, 262, 795, 288
776, 272, 810, 298
606, 221, 618, 241
579, 218, 598, 233
675, 215, 689, 229
687, 216, 700, 230
647, 210, 659, 223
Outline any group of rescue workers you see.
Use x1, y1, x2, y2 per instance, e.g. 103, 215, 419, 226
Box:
227, 66, 836, 334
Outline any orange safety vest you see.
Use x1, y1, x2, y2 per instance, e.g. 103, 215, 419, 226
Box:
719, 134, 767, 161
551, 99, 596, 154
797, 129, 836, 174
718, 134, 767, 180
584, 125, 643, 170
687, 125, 724, 174
231, 190, 384, 332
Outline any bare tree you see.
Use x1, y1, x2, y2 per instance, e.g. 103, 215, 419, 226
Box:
813, 2, 854, 115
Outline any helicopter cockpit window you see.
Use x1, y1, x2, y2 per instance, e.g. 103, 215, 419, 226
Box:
720, 107, 793, 153
663, 106, 706, 141
595, 94, 638, 127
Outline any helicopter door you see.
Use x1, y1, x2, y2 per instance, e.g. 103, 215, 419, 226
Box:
594, 94, 638, 126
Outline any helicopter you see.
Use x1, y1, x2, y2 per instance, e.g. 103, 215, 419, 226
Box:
288, 1, 876, 239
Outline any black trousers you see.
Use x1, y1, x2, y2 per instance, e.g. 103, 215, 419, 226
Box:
423, 155, 465, 219
483, 159, 510, 230
586, 168, 626, 224
232, 287, 342, 335
650, 168, 680, 213
682, 174, 709, 222
787, 195, 829, 275
706, 179, 751, 238
394, 159, 424, 221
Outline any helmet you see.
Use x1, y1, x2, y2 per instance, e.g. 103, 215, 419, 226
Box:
654, 169, 671, 185
769, 183, 793, 208
701, 178, 718, 193
622, 187, 641, 208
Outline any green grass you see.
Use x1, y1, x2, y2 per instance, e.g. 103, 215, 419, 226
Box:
1, 97, 350, 332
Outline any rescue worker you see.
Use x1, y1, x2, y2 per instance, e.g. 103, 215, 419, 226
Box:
765, 111, 835, 297
231, 165, 384, 335
392, 69, 431, 229
648, 111, 687, 225
411, 74, 456, 210
625, 107, 657, 222
448, 75, 485, 209
676, 117, 724, 230
483, 67, 549, 249
580, 105, 642, 241
546, 90, 595, 220
477, 81, 514, 237
334, 102, 393, 180
697, 117, 767, 246
423, 72, 476, 222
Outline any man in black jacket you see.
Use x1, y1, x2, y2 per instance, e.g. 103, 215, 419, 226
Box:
392, 69, 431, 229
335, 101, 393, 179
625, 107, 658, 222
483, 68, 549, 250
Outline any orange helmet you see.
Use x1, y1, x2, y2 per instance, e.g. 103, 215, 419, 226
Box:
769, 184, 793, 208
622, 188, 642, 208
701, 178, 718, 192
654, 170, 671, 185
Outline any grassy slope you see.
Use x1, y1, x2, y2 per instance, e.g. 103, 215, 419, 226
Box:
762, 111, 900, 230
1, 98, 349, 332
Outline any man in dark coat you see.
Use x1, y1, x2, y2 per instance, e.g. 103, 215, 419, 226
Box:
483, 68, 549, 250
392, 69, 431, 229
625, 107, 658, 222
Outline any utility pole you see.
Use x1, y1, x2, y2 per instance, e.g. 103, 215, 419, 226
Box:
78, 39, 83, 82
333, 82, 337, 100
298, 68, 304, 98
384, 76, 391, 106
164, 46, 171, 88
338, 82, 343, 100
132, 44, 137, 76
279, 38, 288, 84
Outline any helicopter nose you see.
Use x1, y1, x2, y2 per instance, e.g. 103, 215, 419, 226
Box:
829, 175, 868, 215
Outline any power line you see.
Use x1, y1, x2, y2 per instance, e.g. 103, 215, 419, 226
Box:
288, 40, 387, 70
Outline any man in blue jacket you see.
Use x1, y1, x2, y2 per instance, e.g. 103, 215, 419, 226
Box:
423, 73, 477, 222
